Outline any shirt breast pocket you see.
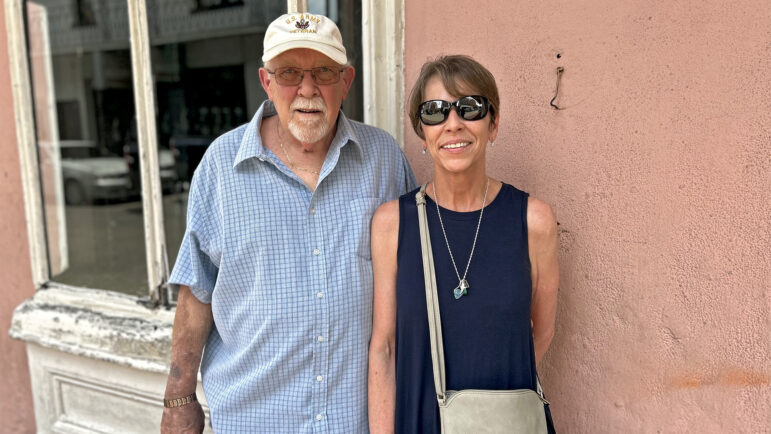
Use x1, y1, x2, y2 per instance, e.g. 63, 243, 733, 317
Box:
349, 197, 383, 260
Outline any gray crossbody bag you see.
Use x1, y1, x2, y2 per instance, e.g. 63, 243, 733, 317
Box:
416, 185, 549, 434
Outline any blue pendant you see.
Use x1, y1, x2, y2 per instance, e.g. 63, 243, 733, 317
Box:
453, 279, 469, 299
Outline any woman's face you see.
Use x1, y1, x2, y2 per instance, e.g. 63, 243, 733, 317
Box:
420, 76, 498, 177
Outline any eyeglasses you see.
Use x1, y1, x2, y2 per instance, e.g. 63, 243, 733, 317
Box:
417, 95, 491, 126
266, 66, 345, 86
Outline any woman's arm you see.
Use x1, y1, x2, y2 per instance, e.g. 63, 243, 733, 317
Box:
527, 197, 559, 365
368, 200, 400, 434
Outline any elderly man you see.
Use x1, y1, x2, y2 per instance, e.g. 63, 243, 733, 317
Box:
160, 12, 416, 434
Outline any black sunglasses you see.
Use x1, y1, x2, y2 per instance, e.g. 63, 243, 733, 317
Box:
417, 95, 491, 126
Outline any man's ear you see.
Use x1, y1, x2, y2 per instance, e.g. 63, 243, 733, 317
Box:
259, 68, 274, 101
340, 66, 355, 100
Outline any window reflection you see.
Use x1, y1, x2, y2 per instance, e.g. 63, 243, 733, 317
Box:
74, 0, 96, 27
27, 0, 148, 296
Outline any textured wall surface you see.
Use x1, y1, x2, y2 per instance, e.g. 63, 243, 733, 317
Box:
405, 1, 770, 433
0, 3, 37, 433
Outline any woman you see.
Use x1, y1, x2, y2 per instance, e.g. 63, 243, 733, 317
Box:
368, 55, 559, 433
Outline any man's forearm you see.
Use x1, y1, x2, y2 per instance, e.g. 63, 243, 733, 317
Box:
165, 285, 213, 397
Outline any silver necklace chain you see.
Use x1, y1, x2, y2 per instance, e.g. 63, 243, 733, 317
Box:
279, 141, 320, 175
433, 178, 490, 299
276, 120, 320, 176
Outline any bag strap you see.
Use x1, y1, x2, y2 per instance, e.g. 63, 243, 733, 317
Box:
416, 183, 548, 406
415, 184, 447, 404
537, 374, 548, 404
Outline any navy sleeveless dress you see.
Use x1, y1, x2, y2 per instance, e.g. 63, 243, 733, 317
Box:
394, 183, 554, 433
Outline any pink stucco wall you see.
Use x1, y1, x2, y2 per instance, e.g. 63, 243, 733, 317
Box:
0, 4, 37, 433
405, 1, 770, 433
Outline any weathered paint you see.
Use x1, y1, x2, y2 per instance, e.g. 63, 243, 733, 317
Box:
0, 2, 36, 432
9, 285, 175, 374
404, 1, 770, 433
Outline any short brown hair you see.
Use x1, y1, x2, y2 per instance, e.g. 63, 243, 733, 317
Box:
408, 55, 500, 139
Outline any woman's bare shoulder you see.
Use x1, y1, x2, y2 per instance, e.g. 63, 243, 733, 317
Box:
527, 196, 557, 238
372, 199, 401, 235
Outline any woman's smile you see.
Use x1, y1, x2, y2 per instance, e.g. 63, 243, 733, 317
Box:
440, 140, 472, 151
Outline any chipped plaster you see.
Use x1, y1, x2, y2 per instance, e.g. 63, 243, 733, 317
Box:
10, 285, 175, 374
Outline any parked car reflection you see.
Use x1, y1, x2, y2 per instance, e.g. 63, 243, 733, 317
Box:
123, 144, 179, 195
60, 140, 131, 205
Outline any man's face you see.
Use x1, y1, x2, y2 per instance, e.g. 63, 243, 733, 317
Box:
259, 48, 355, 146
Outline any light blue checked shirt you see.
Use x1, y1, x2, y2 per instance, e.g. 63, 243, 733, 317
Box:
169, 100, 416, 433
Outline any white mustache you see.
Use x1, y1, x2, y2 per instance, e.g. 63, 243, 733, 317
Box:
290, 97, 326, 113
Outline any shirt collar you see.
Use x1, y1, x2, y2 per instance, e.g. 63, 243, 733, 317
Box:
233, 100, 362, 169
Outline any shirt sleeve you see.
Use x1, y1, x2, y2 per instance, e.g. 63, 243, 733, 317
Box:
168, 158, 221, 304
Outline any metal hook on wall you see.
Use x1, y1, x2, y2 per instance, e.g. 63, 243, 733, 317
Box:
550, 67, 565, 110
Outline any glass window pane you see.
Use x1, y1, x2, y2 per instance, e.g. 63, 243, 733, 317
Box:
26, 0, 148, 296
144, 0, 363, 272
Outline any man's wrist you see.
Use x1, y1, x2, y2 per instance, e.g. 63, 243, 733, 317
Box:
164, 393, 197, 408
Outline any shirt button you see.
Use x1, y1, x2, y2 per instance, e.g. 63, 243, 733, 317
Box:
313, 248, 321, 255
316, 414, 323, 421
316, 292, 324, 298
317, 335, 324, 342
310, 207, 316, 214
316, 375, 323, 382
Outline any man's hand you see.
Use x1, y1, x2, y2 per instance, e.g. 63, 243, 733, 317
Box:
161, 402, 205, 434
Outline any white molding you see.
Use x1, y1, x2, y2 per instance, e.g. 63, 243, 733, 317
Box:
50, 370, 211, 430
362, 0, 405, 146
25, 344, 212, 434
5, 0, 49, 287
127, 0, 169, 304
12, 285, 214, 433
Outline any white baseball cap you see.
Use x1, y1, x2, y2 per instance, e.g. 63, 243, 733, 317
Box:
262, 13, 347, 65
